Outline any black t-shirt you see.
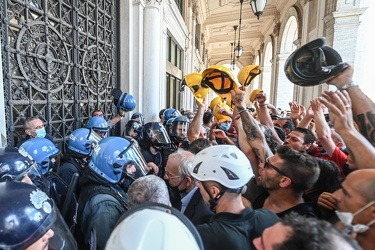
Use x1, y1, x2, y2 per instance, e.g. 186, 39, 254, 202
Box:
244, 177, 317, 218
276, 202, 316, 218
197, 207, 279, 250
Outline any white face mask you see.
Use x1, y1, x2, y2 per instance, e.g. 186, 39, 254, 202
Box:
335, 201, 375, 233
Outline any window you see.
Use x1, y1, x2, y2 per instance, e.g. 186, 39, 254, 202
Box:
166, 35, 182, 70
166, 74, 181, 108
174, 0, 183, 15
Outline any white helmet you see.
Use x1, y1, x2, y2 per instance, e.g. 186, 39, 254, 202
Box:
191, 145, 253, 189
105, 204, 203, 250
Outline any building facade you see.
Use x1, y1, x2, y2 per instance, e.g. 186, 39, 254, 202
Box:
0, 0, 373, 148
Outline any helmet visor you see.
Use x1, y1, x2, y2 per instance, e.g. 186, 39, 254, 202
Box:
87, 129, 102, 148
119, 141, 150, 178
172, 122, 190, 140
48, 151, 61, 172
14, 161, 47, 185
148, 126, 172, 146
47, 202, 78, 250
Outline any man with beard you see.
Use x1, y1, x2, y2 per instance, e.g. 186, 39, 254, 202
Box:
231, 89, 320, 217
164, 149, 214, 225
191, 145, 279, 250
255, 145, 320, 217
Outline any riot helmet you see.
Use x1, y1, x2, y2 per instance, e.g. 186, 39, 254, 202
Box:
0, 181, 77, 249
124, 119, 143, 140
111, 88, 137, 112
163, 108, 181, 123
86, 116, 110, 138
284, 37, 348, 86
165, 117, 175, 137
0, 147, 45, 186
131, 112, 144, 125
171, 116, 190, 141
19, 138, 61, 174
140, 122, 172, 148
68, 128, 101, 158
180, 72, 209, 103
88, 136, 149, 184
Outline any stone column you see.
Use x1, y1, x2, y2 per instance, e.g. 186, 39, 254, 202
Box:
143, 0, 163, 122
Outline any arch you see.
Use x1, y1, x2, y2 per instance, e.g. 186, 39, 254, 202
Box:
275, 7, 301, 110
261, 40, 273, 96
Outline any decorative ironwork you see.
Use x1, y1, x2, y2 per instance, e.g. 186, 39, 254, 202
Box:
1, 0, 119, 150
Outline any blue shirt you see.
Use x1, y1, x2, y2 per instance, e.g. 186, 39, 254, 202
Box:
181, 186, 198, 213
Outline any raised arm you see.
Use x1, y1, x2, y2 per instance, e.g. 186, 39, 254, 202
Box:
320, 90, 375, 169
256, 92, 283, 144
327, 64, 375, 146
187, 97, 206, 142
230, 89, 273, 163
310, 97, 336, 157
232, 108, 261, 177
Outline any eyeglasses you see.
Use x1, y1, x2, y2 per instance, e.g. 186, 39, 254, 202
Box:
264, 157, 292, 182
164, 170, 182, 180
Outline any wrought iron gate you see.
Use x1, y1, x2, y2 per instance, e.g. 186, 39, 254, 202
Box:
0, 0, 119, 150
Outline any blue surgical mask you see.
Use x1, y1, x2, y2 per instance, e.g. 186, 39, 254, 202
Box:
35, 128, 46, 138
219, 123, 230, 131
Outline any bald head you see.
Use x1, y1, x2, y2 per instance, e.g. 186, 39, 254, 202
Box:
349, 169, 375, 202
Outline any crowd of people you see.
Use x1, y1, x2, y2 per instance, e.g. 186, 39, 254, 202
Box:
1, 60, 374, 250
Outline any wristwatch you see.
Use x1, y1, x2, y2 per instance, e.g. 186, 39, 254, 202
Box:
338, 82, 359, 90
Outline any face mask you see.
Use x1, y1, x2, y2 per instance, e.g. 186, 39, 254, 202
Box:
335, 201, 375, 233
219, 123, 230, 131
35, 128, 46, 138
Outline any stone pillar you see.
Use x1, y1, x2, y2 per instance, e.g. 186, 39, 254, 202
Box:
143, 0, 163, 122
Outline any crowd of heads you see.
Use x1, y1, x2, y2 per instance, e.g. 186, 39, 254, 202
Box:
2, 56, 375, 250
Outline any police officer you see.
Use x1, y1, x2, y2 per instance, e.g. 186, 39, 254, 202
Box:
77, 136, 149, 250
0, 181, 77, 249
58, 128, 101, 187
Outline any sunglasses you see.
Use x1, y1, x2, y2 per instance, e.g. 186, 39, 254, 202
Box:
264, 157, 293, 183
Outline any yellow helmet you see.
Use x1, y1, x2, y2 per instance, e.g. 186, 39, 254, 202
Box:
249, 89, 263, 103
209, 96, 224, 111
226, 95, 235, 109
213, 102, 232, 123
181, 72, 209, 103
237, 65, 262, 87
202, 65, 238, 99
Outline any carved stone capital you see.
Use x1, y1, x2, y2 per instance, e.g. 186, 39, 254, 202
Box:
144, 0, 162, 7
273, 21, 281, 37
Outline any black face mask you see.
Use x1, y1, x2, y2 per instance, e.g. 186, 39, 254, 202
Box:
168, 177, 187, 194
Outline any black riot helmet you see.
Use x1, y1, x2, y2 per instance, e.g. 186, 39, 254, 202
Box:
284, 37, 348, 86
124, 119, 143, 140
0, 181, 77, 249
0, 147, 35, 182
140, 122, 172, 149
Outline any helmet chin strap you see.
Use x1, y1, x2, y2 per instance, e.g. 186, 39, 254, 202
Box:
201, 182, 226, 212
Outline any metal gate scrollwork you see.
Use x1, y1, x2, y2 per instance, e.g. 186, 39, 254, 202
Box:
0, 0, 119, 150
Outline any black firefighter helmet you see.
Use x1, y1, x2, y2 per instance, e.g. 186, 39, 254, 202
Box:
284, 37, 348, 86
